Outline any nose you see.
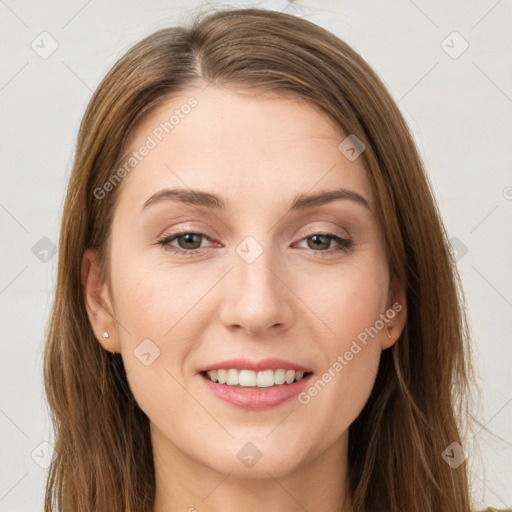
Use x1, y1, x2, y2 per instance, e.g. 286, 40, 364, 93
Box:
218, 247, 294, 337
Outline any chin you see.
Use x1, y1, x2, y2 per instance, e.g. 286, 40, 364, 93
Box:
201, 440, 308, 479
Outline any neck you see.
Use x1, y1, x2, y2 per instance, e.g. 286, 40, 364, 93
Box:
151, 426, 353, 512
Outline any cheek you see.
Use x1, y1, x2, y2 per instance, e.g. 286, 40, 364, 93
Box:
110, 251, 218, 411
113, 266, 199, 422
111, 248, 207, 340
297, 303, 384, 457
295, 255, 388, 422
304, 256, 388, 349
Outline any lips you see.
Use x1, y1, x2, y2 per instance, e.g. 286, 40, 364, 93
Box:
198, 357, 312, 373
197, 357, 314, 410
200, 370, 314, 410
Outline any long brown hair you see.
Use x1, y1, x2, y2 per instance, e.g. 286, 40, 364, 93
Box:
43, 6, 479, 511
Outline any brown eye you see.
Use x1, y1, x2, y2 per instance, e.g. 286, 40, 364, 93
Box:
306, 234, 332, 250
156, 231, 214, 255
174, 233, 204, 250
296, 232, 353, 255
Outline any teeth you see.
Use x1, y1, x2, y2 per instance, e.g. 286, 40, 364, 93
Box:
257, 369, 274, 387
274, 369, 286, 385
205, 369, 308, 387
239, 369, 256, 386
227, 369, 239, 385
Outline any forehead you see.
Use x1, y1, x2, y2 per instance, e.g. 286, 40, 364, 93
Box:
115, 85, 372, 213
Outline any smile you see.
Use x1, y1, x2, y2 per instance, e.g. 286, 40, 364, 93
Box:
202, 368, 312, 387
199, 369, 314, 410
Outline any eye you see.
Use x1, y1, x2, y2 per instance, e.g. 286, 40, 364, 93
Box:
155, 229, 353, 257
156, 230, 214, 255
295, 232, 353, 255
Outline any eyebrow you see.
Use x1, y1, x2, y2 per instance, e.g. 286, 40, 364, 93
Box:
141, 187, 371, 213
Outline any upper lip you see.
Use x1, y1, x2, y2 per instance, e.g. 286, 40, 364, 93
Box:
199, 358, 313, 373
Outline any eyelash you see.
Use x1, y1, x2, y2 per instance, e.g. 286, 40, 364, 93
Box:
155, 228, 353, 257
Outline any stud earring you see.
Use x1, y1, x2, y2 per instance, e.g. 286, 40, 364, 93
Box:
102, 331, 109, 339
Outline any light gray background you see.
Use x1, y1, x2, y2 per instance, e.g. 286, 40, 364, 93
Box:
1, 1, 511, 510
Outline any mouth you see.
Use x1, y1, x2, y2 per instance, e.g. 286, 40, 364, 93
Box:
200, 368, 314, 388
199, 368, 314, 410
197, 357, 315, 409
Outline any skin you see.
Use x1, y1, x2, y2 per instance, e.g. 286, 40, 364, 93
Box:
82, 85, 407, 512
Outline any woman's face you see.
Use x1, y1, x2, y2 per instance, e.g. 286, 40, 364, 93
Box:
85, 85, 405, 479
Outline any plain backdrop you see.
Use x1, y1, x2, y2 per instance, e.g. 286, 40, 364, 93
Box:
0, 0, 511, 510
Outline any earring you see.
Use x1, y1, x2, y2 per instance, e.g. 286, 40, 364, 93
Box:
102, 331, 109, 339
387, 326, 392, 339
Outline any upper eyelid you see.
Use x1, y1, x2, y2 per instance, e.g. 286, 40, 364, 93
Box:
158, 227, 351, 246
158, 232, 351, 258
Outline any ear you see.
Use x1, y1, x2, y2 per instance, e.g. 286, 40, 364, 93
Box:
81, 248, 121, 353
381, 275, 407, 350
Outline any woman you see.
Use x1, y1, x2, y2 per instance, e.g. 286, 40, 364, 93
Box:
43, 6, 500, 512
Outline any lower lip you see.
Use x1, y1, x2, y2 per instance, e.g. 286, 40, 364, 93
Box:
200, 372, 313, 410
